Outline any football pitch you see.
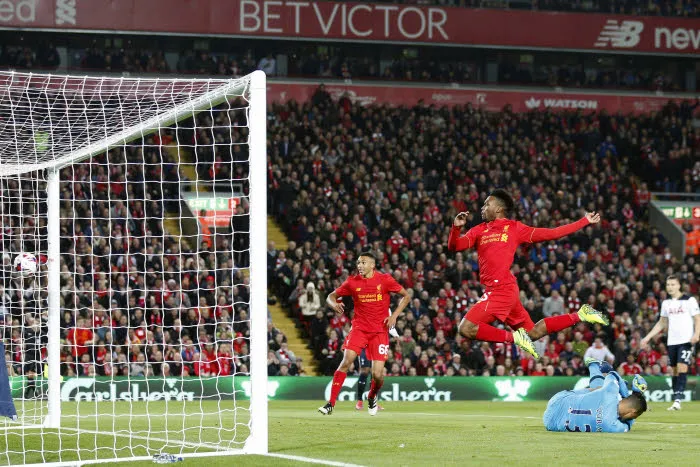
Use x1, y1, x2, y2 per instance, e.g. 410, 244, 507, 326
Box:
4, 400, 699, 466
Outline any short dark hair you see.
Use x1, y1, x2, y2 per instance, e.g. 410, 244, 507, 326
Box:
490, 189, 515, 216
666, 274, 681, 284
358, 252, 376, 262
626, 392, 648, 417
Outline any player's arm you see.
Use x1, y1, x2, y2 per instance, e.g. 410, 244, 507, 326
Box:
385, 287, 410, 329
692, 314, 700, 345
516, 212, 599, 244
608, 371, 630, 398
448, 213, 480, 252
691, 298, 700, 345
640, 316, 668, 348
602, 372, 624, 395
606, 418, 632, 433
327, 280, 352, 316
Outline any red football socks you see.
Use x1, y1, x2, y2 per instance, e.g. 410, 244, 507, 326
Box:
368, 378, 383, 399
544, 313, 581, 334
329, 370, 347, 406
475, 324, 513, 344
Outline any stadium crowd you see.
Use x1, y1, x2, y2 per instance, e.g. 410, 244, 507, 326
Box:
0, 40, 687, 92
267, 85, 700, 377
0, 72, 698, 384
1, 98, 305, 380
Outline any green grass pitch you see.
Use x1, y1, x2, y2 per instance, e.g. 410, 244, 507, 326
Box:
3, 400, 699, 466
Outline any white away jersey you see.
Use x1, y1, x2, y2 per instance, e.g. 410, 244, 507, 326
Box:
660, 295, 700, 346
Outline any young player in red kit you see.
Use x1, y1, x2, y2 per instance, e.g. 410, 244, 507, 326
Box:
448, 189, 609, 358
318, 252, 410, 416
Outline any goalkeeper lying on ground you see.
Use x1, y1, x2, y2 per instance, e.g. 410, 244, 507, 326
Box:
543, 359, 648, 432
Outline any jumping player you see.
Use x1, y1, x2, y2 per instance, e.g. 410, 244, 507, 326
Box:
448, 189, 609, 358
318, 252, 410, 416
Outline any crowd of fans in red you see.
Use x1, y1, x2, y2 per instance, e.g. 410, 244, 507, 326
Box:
2, 95, 306, 380
268, 86, 700, 377
1, 80, 698, 383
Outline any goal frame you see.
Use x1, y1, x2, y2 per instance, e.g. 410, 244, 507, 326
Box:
7, 70, 268, 459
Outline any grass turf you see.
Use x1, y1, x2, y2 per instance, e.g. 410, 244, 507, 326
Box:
3, 400, 698, 466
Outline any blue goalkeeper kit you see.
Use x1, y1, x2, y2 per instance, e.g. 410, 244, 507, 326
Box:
543, 364, 633, 433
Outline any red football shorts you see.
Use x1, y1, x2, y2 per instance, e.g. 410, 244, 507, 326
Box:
342, 328, 390, 361
465, 283, 535, 331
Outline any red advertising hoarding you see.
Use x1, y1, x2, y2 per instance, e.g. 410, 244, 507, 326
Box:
267, 81, 692, 115
2, 0, 699, 55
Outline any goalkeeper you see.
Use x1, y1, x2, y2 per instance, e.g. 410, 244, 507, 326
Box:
543, 359, 647, 432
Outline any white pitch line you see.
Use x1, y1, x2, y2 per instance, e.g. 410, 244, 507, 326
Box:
265, 453, 366, 467
15, 450, 246, 467
16, 449, 364, 467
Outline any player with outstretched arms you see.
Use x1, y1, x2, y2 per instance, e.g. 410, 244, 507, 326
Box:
640, 275, 700, 411
318, 252, 410, 416
448, 189, 609, 358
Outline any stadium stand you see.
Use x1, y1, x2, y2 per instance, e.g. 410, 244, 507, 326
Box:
0, 40, 689, 92
266, 87, 700, 377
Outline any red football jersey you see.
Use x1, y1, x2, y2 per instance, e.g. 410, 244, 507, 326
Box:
448, 217, 588, 288
335, 271, 402, 333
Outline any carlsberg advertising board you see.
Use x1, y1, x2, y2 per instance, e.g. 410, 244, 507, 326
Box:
8, 376, 697, 402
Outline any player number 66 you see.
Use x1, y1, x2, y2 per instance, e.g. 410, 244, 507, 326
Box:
378, 344, 389, 355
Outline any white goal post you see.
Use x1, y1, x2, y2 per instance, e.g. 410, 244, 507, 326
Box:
0, 70, 267, 464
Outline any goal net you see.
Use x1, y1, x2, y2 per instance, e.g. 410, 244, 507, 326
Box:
0, 70, 268, 465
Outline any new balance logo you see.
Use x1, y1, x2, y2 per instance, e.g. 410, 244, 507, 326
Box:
594, 20, 644, 48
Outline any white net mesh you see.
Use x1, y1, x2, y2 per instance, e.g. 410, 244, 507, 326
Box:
0, 71, 262, 464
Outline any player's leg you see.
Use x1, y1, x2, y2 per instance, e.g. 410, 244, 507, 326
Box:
459, 290, 512, 342
365, 333, 389, 416
583, 358, 611, 389
528, 307, 608, 342
503, 297, 540, 358
355, 350, 370, 410
319, 329, 365, 414
667, 345, 680, 410
670, 344, 691, 410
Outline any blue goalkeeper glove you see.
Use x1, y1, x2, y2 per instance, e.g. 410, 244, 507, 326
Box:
632, 374, 647, 393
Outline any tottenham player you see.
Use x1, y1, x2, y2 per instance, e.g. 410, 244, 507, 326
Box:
640, 275, 700, 411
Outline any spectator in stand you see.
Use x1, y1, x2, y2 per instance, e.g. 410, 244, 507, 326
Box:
619, 354, 644, 376
583, 337, 615, 364
257, 53, 276, 76
543, 290, 566, 317
66, 317, 94, 359
299, 282, 321, 319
